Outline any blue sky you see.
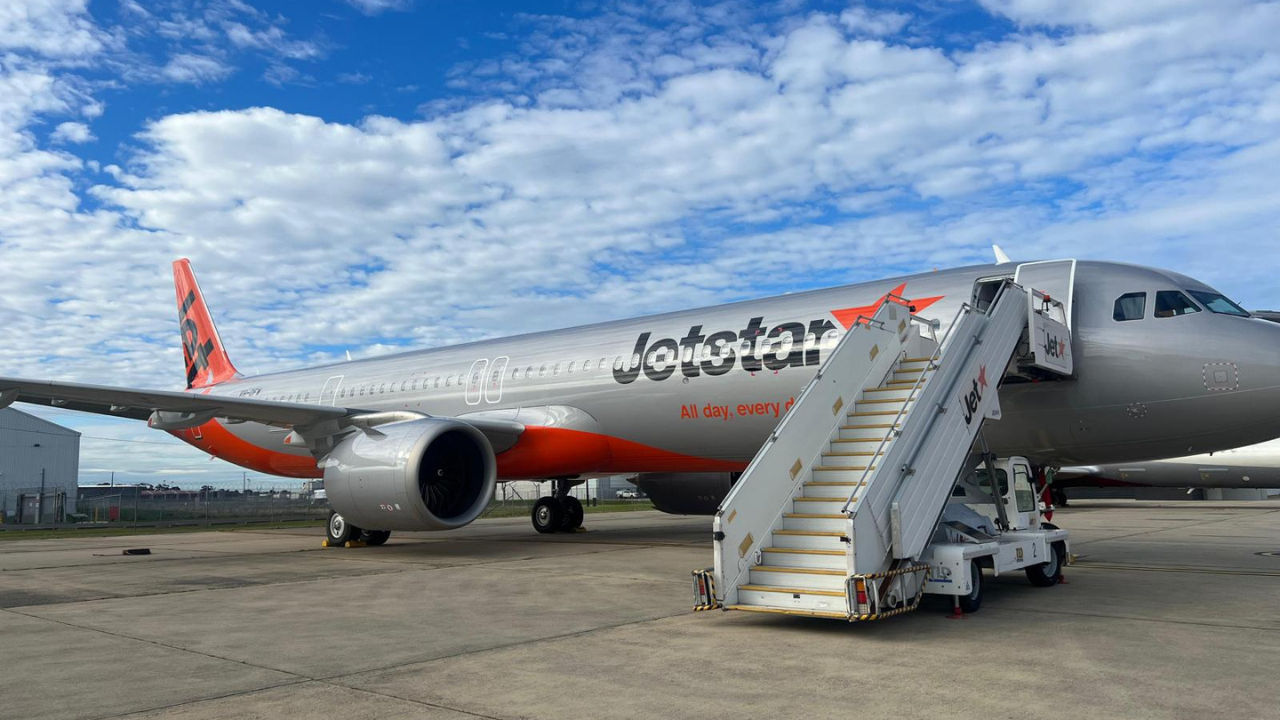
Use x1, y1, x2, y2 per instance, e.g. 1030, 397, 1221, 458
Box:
2, 0, 1279, 485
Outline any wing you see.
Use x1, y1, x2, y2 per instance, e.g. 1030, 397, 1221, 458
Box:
0, 376, 350, 427
0, 376, 524, 450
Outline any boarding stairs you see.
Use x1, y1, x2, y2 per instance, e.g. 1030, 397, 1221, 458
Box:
694, 262, 1075, 620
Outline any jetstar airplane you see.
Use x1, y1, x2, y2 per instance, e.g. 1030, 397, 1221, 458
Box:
1053, 437, 1280, 499
3, 259, 1279, 545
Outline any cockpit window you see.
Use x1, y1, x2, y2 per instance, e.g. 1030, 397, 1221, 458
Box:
1154, 291, 1200, 318
1113, 292, 1146, 322
1187, 290, 1250, 317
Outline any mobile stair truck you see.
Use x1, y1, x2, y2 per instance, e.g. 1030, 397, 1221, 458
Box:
692, 261, 1076, 621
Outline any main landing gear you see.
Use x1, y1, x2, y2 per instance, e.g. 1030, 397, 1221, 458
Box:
531, 480, 585, 534
326, 510, 392, 547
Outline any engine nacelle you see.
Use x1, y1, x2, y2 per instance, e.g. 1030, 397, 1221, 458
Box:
631, 472, 740, 515
323, 418, 497, 531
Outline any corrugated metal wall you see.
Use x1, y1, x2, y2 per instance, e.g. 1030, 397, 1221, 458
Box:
0, 408, 81, 520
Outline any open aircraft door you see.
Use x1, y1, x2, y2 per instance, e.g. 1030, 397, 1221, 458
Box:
1015, 259, 1075, 375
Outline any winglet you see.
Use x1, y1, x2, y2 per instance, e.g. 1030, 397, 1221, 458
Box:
992, 244, 1011, 264
173, 259, 240, 389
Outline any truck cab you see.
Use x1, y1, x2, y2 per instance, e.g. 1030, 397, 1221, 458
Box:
921, 456, 1069, 614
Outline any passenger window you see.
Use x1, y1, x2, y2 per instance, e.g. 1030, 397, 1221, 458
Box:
583, 359, 592, 372
539, 365, 547, 377
446, 376, 453, 387
568, 361, 576, 374
380, 383, 386, 394
401, 381, 407, 391
1154, 291, 1200, 318
614, 356, 623, 370
525, 366, 533, 379
553, 363, 561, 377
1113, 292, 1146, 322
512, 368, 519, 379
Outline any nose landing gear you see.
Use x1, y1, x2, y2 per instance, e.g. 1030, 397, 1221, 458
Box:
531, 480, 586, 534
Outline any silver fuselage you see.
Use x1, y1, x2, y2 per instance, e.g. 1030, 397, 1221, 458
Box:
188, 261, 1280, 476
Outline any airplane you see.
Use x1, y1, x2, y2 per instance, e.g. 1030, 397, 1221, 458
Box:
3, 258, 1279, 546
1053, 437, 1280, 501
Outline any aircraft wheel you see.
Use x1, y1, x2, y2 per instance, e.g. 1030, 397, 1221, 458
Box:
560, 496, 584, 531
959, 561, 983, 613
326, 511, 360, 546
531, 497, 564, 534
365, 530, 391, 546
1028, 539, 1067, 586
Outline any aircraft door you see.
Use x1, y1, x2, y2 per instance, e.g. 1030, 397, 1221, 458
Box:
1014, 259, 1076, 329
486, 356, 509, 404
465, 359, 489, 406
320, 375, 344, 406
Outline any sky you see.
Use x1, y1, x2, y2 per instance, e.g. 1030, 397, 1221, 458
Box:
2, 0, 1279, 487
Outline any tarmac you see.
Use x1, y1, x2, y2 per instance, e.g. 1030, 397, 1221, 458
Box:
3, 500, 1279, 720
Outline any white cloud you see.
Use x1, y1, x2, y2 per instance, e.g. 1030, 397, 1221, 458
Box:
3, 0, 1280, 481
50, 120, 92, 143
344, 0, 414, 16
838, 7, 910, 36
0, 0, 106, 58
161, 52, 234, 84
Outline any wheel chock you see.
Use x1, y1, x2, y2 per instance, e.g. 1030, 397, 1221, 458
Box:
322, 540, 332, 548
344, 540, 367, 548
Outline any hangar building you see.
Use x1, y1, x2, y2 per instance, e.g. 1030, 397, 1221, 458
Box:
0, 407, 80, 523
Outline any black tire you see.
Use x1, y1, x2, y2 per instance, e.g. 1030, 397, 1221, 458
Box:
531, 497, 564, 534
560, 496, 584, 531
364, 530, 391, 546
959, 560, 983, 613
326, 511, 359, 545
1027, 541, 1066, 587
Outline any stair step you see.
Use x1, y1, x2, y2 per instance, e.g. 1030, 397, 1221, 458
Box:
749, 565, 847, 591
725, 604, 849, 620
830, 437, 888, 449
858, 396, 916, 404
839, 425, 897, 440
790, 497, 851, 516
735, 583, 850, 614
844, 413, 903, 427
862, 387, 916, 400
760, 546, 846, 569
802, 482, 863, 497
820, 453, 879, 467
740, 584, 844, 597
770, 529, 846, 550
781, 513, 845, 533
810, 468, 872, 482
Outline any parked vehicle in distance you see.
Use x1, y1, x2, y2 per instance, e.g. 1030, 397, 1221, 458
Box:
616, 489, 642, 499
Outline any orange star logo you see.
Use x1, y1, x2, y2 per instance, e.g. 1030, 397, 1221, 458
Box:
830, 283, 946, 330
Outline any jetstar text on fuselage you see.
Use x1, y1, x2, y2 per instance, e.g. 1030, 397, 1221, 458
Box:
613, 317, 838, 385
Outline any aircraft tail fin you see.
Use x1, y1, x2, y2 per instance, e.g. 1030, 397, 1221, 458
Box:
173, 259, 241, 389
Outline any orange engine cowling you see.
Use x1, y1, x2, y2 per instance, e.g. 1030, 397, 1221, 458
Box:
323, 418, 497, 531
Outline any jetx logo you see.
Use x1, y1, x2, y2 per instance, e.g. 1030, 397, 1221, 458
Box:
179, 290, 215, 387
613, 317, 837, 385
959, 365, 989, 426
1045, 335, 1068, 359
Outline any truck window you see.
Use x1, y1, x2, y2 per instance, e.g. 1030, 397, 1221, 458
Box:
973, 469, 1008, 498
1013, 466, 1036, 513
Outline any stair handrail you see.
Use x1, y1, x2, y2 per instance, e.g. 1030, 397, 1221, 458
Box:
841, 301, 973, 515
717, 292, 911, 512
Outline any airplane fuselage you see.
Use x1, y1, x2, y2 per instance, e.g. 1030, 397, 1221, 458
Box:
174, 261, 1280, 479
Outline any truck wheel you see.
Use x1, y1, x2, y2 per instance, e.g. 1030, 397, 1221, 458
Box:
959, 561, 983, 613
1026, 541, 1065, 587
364, 530, 391, 546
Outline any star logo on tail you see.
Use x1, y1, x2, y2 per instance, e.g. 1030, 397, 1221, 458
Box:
977, 364, 988, 390
830, 282, 946, 329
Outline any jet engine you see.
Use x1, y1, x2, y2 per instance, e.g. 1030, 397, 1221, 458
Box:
631, 472, 740, 515
323, 418, 497, 531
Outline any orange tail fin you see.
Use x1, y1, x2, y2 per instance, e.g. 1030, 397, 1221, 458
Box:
173, 259, 240, 389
